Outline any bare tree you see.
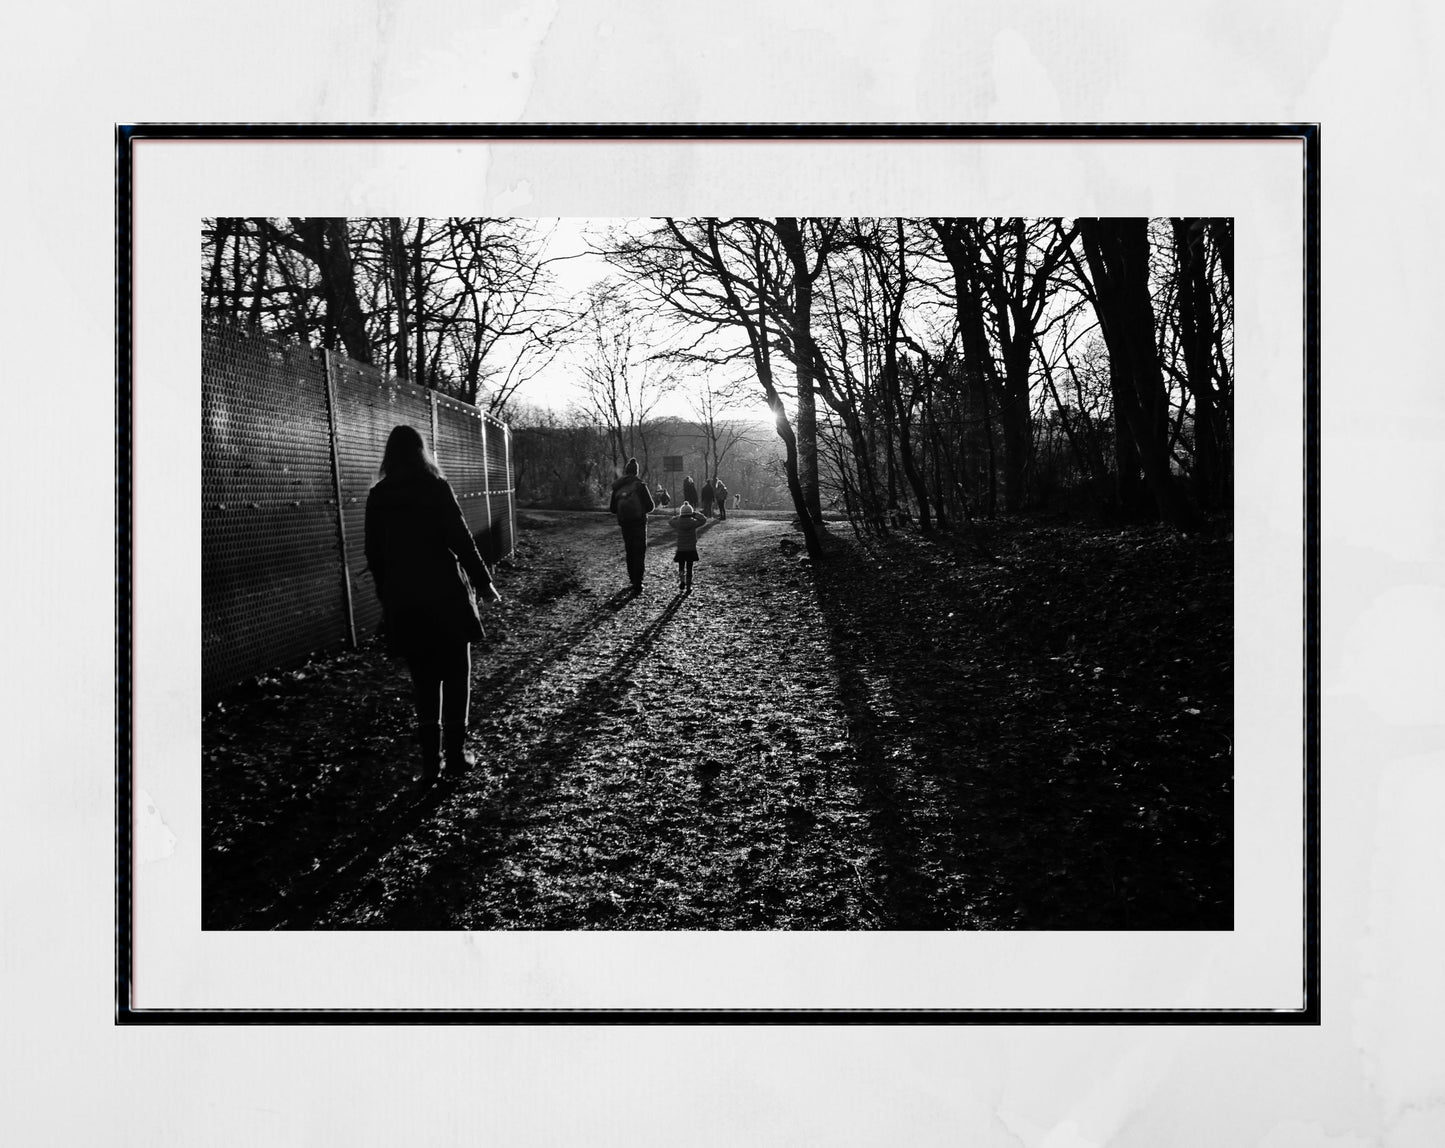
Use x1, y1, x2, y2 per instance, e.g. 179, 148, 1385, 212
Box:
931, 218, 1079, 513
688, 370, 759, 485
574, 283, 676, 478
201, 217, 573, 412
599, 218, 824, 558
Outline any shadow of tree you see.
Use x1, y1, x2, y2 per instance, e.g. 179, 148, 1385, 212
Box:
810, 529, 1232, 930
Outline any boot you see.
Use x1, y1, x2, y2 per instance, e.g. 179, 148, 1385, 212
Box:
443, 724, 475, 775
416, 725, 441, 785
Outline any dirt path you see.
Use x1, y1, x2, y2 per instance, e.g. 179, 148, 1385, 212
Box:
336, 510, 881, 930
204, 510, 1232, 931
208, 511, 882, 929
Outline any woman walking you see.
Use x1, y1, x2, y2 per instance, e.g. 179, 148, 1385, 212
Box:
365, 425, 501, 784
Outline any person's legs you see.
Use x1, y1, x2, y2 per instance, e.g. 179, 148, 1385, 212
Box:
622, 522, 647, 590
440, 642, 474, 772
685, 560, 694, 589
406, 650, 444, 781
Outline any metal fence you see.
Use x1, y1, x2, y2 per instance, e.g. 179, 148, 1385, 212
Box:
202, 325, 515, 697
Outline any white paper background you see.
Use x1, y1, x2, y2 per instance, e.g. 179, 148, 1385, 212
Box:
4, 0, 1442, 1144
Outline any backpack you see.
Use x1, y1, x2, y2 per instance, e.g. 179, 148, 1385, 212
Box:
616, 481, 645, 521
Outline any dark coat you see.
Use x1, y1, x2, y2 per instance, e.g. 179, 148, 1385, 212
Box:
365, 472, 494, 657
608, 473, 656, 519
666, 509, 708, 552
682, 477, 698, 505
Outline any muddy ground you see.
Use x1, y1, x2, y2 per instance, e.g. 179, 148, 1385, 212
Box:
203, 509, 1232, 931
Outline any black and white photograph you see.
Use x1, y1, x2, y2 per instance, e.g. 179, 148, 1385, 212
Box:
200, 214, 1235, 933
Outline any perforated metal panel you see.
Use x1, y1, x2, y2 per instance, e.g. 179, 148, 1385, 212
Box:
201, 327, 347, 695
434, 397, 493, 551
201, 326, 516, 696
329, 358, 434, 639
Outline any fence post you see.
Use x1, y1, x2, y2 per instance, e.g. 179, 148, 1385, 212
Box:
480, 413, 494, 542
429, 388, 440, 460
322, 349, 358, 648
504, 422, 515, 560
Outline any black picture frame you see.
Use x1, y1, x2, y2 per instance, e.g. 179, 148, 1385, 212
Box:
117, 122, 1320, 1024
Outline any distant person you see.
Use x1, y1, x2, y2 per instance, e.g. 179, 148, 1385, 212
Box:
665, 501, 710, 592
365, 425, 501, 785
713, 478, 729, 520
655, 485, 670, 508
700, 478, 715, 517
608, 457, 655, 595
682, 475, 698, 506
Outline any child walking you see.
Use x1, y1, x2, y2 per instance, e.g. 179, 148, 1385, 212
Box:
666, 501, 709, 591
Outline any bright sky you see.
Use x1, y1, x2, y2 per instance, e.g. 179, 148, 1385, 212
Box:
516, 218, 774, 424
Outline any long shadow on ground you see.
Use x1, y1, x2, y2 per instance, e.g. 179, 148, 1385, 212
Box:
203, 529, 631, 930
812, 523, 1233, 930
326, 589, 689, 929
229, 587, 644, 930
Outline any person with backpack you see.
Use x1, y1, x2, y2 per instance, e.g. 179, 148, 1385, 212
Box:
608, 457, 655, 595
713, 478, 728, 520
700, 478, 715, 517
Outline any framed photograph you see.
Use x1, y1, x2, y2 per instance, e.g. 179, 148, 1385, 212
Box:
118, 124, 1318, 1020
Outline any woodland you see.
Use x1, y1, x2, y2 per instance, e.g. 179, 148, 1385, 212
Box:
202, 216, 1233, 535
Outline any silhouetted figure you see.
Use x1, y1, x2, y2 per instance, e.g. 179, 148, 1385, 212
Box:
700, 478, 715, 517
608, 457, 655, 594
682, 475, 698, 506
666, 501, 709, 591
365, 425, 501, 785
713, 478, 728, 520
655, 484, 670, 508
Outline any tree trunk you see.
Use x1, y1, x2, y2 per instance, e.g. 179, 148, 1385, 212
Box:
1173, 218, 1220, 511
293, 218, 372, 364
936, 221, 1000, 516
318, 219, 371, 363
1000, 361, 1033, 513
1111, 373, 1147, 519
248, 228, 270, 332
412, 217, 426, 385
1079, 218, 1199, 530
1035, 334, 1099, 495
888, 354, 933, 532
204, 218, 230, 319
707, 222, 822, 560
390, 218, 410, 379
776, 219, 823, 523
